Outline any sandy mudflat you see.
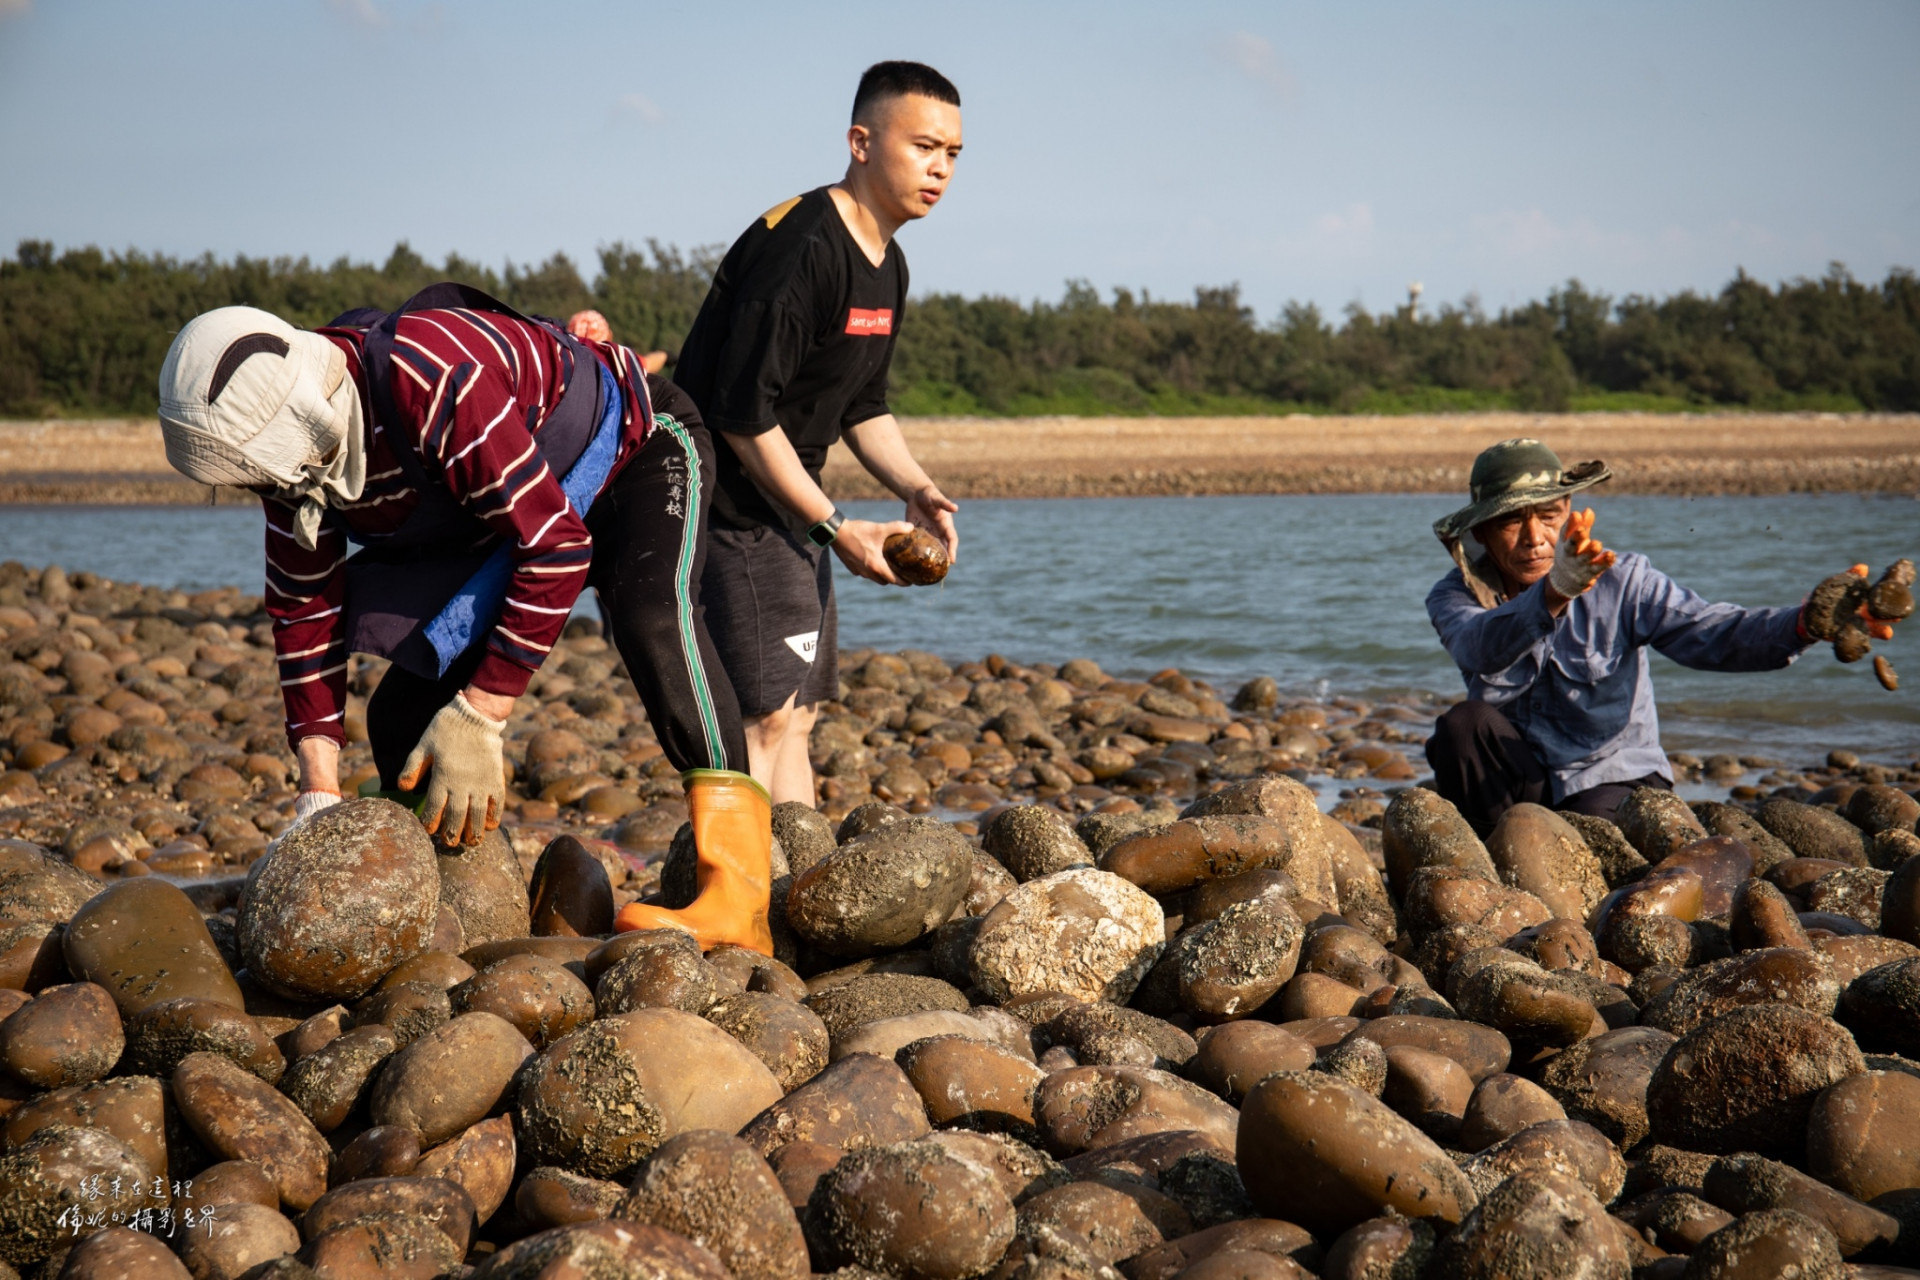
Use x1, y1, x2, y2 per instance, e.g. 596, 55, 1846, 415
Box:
2, 412, 1917, 502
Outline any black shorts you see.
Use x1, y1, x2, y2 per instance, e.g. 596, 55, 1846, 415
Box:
701, 523, 840, 717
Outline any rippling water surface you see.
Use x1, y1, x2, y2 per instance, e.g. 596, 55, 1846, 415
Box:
4, 492, 1916, 766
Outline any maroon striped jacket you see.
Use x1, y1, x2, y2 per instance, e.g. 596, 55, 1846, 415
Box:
264, 308, 655, 746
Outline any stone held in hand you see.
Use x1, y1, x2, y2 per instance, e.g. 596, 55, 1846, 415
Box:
239, 797, 441, 1002
883, 528, 950, 585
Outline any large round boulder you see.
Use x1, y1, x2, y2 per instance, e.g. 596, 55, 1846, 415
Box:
786, 817, 975, 956
970, 869, 1165, 1005
516, 1008, 782, 1180
239, 797, 441, 1001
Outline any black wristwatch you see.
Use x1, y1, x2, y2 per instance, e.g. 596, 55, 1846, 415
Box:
807, 510, 846, 547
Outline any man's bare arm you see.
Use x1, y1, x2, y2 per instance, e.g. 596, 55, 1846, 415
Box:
721, 428, 912, 584
842, 414, 959, 560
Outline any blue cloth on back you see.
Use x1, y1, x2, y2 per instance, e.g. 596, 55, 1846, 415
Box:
422, 361, 622, 676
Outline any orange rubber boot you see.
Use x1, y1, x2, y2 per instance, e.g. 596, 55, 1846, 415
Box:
613, 769, 773, 955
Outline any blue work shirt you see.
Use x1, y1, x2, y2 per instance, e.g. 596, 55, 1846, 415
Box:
1426, 551, 1811, 801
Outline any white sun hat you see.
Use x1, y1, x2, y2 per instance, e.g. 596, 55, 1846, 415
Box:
157, 305, 365, 547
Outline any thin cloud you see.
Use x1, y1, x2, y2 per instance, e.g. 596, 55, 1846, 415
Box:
327, 0, 387, 28
0, 0, 31, 19
616, 92, 666, 125
1220, 31, 1296, 101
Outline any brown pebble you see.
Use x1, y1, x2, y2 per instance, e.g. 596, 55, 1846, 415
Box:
4, 1076, 168, 1186
475, 1219, 733, 1280
898, 1033, 1047, 1135
805, 1138, 1016, 1280
518, 1007, 781, 1179
768, 1139, 845, 1212
1646, 1004, 1865, 1156
0, 981, 121, 1088
449, 951, 594, 1049
122, 995, 284, 1084
1037, 1064, 1240, 1156
740, 1050, 931, 1157
1431, 1170, 1629, 1278
369, 1011, 532, 1146
1189, 1022, 1315, 1104
302, 1174, 475, 1257
1703, 1150, 1899, 1257
1237, 1070, 1476, 1237
884, 528, 951, 585
1320, 1216, 1435, 1280
172, 1050, 333, 1211
280, 1023, 399, 1133
617, 1130, 810, 1280
54, 1225, 192, 1280
328, 1124, 419, 1186
0, 1124, 152, 1269
516, 1164, 626, 1230
176, 1202, 303, 1280
1018, 1180, 1186, 1266
414, 1113, 516, 1224
180, 1159, 281, 1217
1805, 1069, 1920, 1203
61, 878, 243, 1015
527, 834, 614, 937
1459, 1073, 1567, 1152
1686, 1207, 1844, 1280
1126, 1219, 1321, 1280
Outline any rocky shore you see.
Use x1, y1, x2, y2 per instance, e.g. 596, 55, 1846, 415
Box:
5, 412, 1919, 503
3, 561, 1920, 1278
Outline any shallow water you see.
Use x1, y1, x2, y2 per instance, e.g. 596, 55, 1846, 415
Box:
3, 492, 1916, 767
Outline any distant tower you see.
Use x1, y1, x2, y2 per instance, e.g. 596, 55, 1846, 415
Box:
1407, 281, 1424, 317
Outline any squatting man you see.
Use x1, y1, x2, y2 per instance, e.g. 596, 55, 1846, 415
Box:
1424, 437, 1907, 837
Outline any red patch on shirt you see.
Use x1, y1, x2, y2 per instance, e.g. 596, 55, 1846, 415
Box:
845, 308, 893, 335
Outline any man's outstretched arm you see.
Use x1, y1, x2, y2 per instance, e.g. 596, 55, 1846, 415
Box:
841, 413, 958, 560
721, 427, 913, 585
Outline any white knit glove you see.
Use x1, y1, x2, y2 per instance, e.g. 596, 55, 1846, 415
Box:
398, 692, 507, 846
1547, 509, 1616, 598
293, 790, 343, 822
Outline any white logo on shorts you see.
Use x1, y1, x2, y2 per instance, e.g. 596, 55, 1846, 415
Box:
784, 631, 819, 663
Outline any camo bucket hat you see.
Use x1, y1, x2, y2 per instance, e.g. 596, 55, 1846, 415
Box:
1434, 438, 1611, 543
1434, 437, 1611, 604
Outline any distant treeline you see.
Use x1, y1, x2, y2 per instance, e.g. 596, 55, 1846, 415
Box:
2, 238, 1916, 418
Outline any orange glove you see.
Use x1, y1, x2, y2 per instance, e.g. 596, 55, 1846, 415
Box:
1549, 509, 1617, 598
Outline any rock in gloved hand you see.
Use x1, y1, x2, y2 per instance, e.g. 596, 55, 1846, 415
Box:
883, 529, 950, 586
1803, 566, 1871, 641
1868, 558, 1915, 622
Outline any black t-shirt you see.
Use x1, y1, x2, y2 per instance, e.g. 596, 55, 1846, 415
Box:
674, 186, 907, 532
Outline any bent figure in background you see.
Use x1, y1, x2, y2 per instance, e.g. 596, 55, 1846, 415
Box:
1423, 437, 1895, 837
155, 289, 771, 952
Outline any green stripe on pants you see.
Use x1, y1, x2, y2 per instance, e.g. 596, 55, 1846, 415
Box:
654, 412, 726, 769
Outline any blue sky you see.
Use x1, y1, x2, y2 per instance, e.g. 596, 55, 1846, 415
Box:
1, 0, 1915, 321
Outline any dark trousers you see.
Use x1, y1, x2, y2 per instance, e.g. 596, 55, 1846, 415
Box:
368, 416, 748, 787
1424, 699, 1671, 836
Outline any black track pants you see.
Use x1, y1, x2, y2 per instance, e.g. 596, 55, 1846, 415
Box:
368, 414, 748, 786
1424, 699, 1670, 836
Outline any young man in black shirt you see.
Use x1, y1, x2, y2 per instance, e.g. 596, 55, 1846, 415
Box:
674, 61, 963, 805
